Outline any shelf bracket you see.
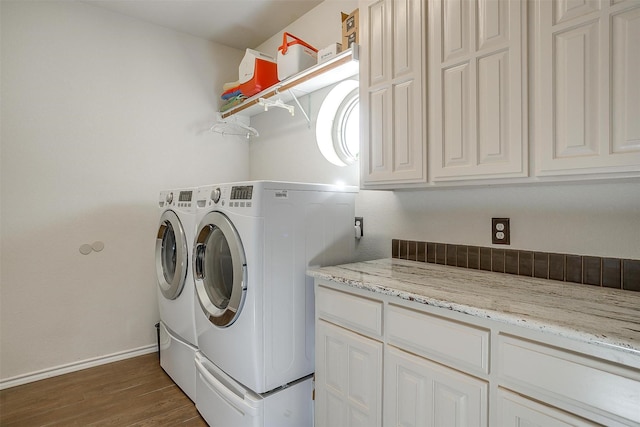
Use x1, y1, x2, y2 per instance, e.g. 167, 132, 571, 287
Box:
287, 90, 311, 127
258, 97, 294, 116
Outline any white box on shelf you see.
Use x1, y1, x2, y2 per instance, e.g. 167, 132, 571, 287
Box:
318, 43, 343, 64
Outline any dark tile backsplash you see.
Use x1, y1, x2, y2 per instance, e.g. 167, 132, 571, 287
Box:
549, 253, 565, 282
391, 239, 640, 292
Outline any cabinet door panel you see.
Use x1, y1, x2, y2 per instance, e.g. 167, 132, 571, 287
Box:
612, 8, 640, 153
393, 79, 422, 173
392, 0, 412, 77
316, 320, 382, 427
553, 22, 600, 159
429, 0, 526, 180
368, 0, 387, 86
478, 51, 510, 165
360, 0, 426, 186
443, 0, 470, 62
535, 0, 640, 175
368, 87, 389, 174
443, 63, 472, 168
384, 346, 488, 427
477, 0, 509, 51
554, 0, 600, 25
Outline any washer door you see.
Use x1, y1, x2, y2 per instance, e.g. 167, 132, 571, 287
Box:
156, 210, 188, 300
193, 212, 246, 327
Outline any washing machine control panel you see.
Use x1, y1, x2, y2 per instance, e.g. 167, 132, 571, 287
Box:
178, 190, 193, 202
159, 189, 196, 212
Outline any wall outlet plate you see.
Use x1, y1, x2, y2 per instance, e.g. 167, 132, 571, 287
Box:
492, 218, 510, 245
355, 217, 363, 237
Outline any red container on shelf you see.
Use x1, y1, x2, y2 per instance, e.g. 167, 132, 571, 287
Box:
237, 58, 279, 98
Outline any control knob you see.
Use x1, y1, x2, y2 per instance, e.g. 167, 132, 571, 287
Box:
166, 192, 174, 204
211, 188, 221, 204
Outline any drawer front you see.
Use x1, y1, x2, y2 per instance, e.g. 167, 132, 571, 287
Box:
497, 388, 599, 427
498, 335, 640, 424
316, 284, 383, 338
387, 304, 490, 375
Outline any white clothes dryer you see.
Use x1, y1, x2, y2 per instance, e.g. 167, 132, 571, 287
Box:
192, 181, 357, 396
156, 187, 198, 401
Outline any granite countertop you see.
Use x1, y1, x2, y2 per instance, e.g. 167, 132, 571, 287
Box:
308, 258, 640, 356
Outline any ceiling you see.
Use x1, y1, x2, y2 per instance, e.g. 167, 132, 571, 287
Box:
89, 0, 324, 50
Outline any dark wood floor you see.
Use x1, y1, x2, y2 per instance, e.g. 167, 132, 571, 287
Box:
0, 352, 207, 426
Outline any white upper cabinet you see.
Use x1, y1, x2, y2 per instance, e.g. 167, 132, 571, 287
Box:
359, 0, 427, 186
428, 0, 528, 181
534, 0, 640, 176
356, 0, 640, 188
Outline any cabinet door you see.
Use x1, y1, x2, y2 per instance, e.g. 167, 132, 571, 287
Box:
359, 0, 426, 186
384, 346, 488, 427
315, 320, 382, 427
428, 0, 527, 181
535, 0, 640, 176
497, 389, 599, 427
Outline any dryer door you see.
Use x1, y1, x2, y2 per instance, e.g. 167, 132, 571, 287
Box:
193, 212, 246, 327
156, 210, 188, 300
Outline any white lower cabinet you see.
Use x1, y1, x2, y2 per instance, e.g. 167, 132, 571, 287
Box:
384, 346, 488, 427
497, 389, 599, 427
497, 334, 640, 426
314, 280, 640, 427
315, 319, 382, 427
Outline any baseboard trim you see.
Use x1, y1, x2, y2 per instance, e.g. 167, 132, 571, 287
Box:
0, 344, 157, 390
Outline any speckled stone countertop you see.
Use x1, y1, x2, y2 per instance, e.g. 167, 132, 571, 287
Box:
308, 258, 640, 356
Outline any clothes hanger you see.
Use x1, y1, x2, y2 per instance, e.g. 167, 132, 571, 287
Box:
210, 113, 259, 139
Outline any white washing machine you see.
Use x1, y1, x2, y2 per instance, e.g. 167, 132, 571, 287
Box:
192, 181, 357, 427
155, 187, 198, 402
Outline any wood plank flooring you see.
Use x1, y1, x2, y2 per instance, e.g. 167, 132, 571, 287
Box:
0, 353, 207, 426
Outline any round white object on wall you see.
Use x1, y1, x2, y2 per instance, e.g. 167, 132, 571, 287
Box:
92, 241, 105, 252
316, 79, 360, 167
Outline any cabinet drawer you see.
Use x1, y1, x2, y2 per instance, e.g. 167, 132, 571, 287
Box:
498, 335, 640, 424
316, 285, 383, 338
497, 388, 598, 427
387, 304, 490, 375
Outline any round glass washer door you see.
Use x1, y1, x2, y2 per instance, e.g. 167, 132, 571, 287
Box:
155, 210, 188, 300
193, 211, 246, 327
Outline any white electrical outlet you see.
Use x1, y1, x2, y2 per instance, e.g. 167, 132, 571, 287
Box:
492, 218, 510, 245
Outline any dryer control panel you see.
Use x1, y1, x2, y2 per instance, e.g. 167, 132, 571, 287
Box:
228, 185, 253, 208
230, 185, 253, 200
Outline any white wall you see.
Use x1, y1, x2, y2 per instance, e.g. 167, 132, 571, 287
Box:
0, 1, 247, 382
248, 1, 640, 262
